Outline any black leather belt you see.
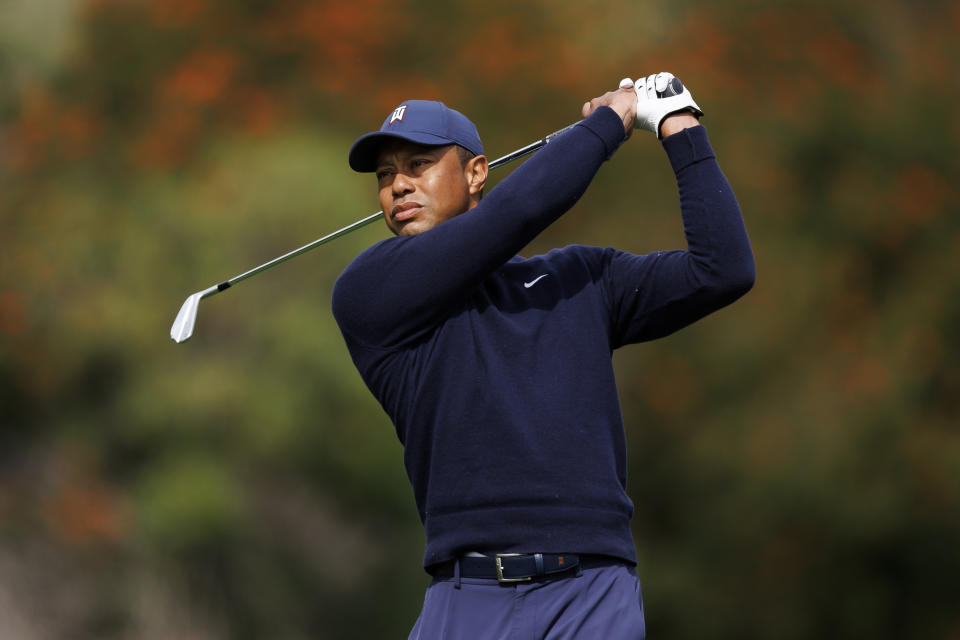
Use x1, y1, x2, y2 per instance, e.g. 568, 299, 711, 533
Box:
431, 553, 583, 583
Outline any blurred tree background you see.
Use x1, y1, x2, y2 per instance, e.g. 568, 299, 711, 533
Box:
1, 0, 958, 637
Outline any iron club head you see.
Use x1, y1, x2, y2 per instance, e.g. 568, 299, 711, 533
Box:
170, 285, 220, 343
170, 291, 202, 343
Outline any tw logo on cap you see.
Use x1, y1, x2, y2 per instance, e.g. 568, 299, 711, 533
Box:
388, 105, 407, 125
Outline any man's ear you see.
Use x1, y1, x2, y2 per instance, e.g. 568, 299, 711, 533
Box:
465, 155, 488, 198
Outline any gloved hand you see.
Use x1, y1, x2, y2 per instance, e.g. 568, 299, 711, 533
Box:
620, 73, 703, 139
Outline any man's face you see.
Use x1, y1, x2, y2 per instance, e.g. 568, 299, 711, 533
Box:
375, 141, 477, 236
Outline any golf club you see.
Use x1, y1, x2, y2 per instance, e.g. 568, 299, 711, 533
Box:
170, 120, 580, 343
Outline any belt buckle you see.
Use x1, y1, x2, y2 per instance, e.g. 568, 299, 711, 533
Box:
495, 553, 532, 583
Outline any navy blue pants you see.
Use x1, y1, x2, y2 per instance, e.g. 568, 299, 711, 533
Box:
409, 561, 646, 639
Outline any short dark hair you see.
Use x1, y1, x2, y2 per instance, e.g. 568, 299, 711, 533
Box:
456, 145, 476, 167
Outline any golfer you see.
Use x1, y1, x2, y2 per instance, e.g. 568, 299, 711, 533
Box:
332, 74, 754, 639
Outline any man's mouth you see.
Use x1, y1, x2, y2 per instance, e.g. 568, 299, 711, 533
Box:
392, 202, 423, 222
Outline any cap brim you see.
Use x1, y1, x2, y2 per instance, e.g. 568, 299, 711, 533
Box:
348, 131, 462, 173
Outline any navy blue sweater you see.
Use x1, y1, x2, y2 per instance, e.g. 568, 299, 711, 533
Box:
332, 107, 754, 568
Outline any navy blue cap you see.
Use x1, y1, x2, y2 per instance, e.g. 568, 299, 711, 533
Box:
348, 100, 484, 172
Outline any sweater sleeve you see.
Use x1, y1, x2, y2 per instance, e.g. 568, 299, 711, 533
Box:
333, 106, 627, 349
604, 125, 755, 347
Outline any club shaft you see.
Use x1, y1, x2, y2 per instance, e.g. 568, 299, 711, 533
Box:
486, 121, 578, 169
214, 210, 383, 294
192, 119, 581, 304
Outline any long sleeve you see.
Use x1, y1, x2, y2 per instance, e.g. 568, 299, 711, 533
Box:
604, 125, 755, 347
332, 106, 628, 349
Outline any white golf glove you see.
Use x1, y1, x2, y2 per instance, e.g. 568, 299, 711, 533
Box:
620, 73, 703, 139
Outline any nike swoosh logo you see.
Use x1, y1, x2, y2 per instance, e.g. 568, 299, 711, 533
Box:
524, 274, 549, 288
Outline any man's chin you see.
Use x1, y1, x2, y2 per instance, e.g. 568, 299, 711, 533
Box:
395, 220, 436, 236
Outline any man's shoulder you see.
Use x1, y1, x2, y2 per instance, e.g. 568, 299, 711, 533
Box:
341, 236, 400, 268
334, 236, 404, 292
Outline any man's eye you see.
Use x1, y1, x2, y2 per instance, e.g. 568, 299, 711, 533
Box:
412, 159, 430, 168
376, 170, 391, 180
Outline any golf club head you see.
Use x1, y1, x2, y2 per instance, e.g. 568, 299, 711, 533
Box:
170, 291, 202, 343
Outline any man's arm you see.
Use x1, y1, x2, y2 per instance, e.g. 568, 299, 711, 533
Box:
582, 74, 753, 346
333, 105, 628, 349
604, 124, 755, 346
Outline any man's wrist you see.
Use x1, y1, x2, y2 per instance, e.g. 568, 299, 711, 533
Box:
660, 112, 700, 138
580, 105, 632, 157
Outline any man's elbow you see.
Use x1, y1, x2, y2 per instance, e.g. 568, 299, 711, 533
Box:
701, 256, 755, 307
723, 256, 756, 302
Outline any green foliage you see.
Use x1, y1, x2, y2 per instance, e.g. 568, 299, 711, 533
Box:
136, 452, 244, 551
2, 0, 959, 637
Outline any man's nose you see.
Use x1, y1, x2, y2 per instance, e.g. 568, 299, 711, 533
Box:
392, 172, 415, 197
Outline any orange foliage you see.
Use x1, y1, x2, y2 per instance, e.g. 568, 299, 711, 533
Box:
0, 291, 26, 336
280, 1, 396, 97
891, 165, 949, 225
458, 17, 535, 85
148, 0, 208, 28
724, 8, 884, 116
294, 1, 389, 62
129, 107, 201, 168
537, 46, 590, 93
130, 48, 240, 166
57, 108, 103, 160
646, 12, 740, 98
162, 49, 238, 106
44, 479, 130, 545
294, 1, 387, 49
770, 72, 822, 122
3, 86, 56, 173
4, 87, 103, 171
804, 31, 876, 91
230, 86, 283, 136
674, 14, 730, 70
842, 353, 893, 400
375, 77, 447, 115
639, 355, 701, 419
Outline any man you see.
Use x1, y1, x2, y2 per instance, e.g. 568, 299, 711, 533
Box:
332, 74, 754, 639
